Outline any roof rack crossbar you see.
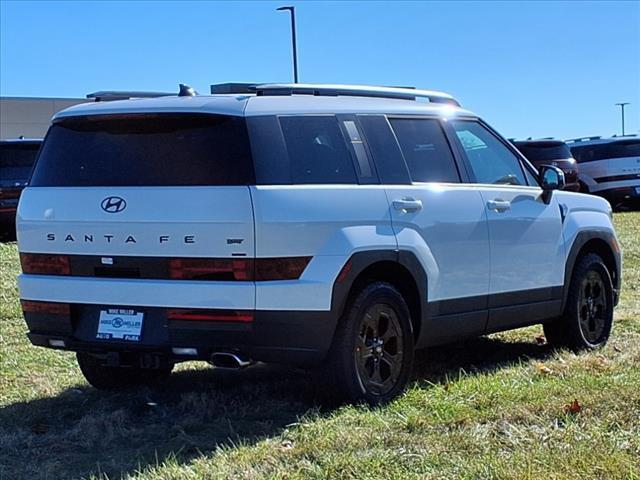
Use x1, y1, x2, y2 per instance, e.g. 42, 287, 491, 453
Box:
209, 82, 461, 106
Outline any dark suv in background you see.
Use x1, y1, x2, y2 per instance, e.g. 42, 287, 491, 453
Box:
512, 139, 580, 191
0, 138, 42, 240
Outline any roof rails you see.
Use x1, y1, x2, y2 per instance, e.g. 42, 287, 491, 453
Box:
86, 91, 174, 102
210, 82, 461, 106
565, 136, 602, 143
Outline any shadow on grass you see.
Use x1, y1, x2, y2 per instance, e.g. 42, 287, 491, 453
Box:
0, 335, 555, 479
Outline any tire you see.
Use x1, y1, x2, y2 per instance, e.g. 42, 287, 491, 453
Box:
77, 352, 173, 390
544, 253, 614, 350
322, 282, 415, 405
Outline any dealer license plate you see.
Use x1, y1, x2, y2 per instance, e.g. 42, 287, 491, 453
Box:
96, 309, 144, 341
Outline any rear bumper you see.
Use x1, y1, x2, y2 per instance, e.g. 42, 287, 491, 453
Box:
24, 306, 338, 366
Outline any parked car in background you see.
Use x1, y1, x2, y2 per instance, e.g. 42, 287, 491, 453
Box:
567, 135, 640, 209
512, 139, 580, 191
0, 138, 41, 240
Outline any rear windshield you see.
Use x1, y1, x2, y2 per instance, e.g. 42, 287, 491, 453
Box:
513, 142, 572, 162
0, 143, 40, 187
30, 114, 254, 186
571, 139, 640, 163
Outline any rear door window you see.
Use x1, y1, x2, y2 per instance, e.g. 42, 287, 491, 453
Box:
30, 114, 254, 186
452, 120, 527, 186
279, 116, 357, 184
389, 118, 460, 183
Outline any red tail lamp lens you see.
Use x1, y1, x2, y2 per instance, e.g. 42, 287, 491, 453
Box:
20, 253, 70, 275
167, 309, 254, 322
21, 300, 70, 315
169, 258, 253, 281
255, 257, 311, 281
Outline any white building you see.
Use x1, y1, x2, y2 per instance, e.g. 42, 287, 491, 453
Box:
0, 97, 90, 139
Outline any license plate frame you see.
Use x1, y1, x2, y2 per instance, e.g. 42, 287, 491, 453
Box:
96, 308, 144, 341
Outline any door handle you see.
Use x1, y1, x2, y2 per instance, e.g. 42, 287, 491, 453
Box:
393, 198, 423, 212
487, 199, 511, 212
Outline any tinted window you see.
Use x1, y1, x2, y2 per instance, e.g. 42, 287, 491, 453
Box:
0, 143, 40, 187
452, 121, 526, 186
514, 142, 572, 162
358, 115, 410, 184
571, 139, 640, 163
30, 114, 254, 187
279, 116, 356, 184
389, 119, 459, 183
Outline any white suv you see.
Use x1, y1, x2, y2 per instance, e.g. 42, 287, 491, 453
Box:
567, 135, 640, 208
17, 83, 622, 404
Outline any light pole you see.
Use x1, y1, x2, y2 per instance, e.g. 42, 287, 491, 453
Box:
277, 6, 299, 83
615, 102, 630, 136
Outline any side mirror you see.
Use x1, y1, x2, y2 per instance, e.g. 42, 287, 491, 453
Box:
539, 165, 565, 204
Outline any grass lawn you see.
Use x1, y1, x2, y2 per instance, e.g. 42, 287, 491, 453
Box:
1, 213, 639, 480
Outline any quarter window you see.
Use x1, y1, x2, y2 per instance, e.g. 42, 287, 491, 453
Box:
279, 116, 357, 184
452, 120, 527, 186
389, 118, 460, 183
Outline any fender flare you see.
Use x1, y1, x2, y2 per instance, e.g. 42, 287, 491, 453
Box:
562, 230, 621, 310
329, 249, 428, 338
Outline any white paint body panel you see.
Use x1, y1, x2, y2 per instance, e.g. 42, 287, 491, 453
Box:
385, 184, 490, 302
579, 156, 640, 193
17, 186, 254, 257
475, 185, 565, 293
251, 185, 396, 310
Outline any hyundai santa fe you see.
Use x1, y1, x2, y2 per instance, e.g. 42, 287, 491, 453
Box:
16, 83, 622, 404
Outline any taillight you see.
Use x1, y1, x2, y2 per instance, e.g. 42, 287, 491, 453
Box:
168, 258, 252, 281
167, 309, 253, 322
168, 257, 311, 281
255, 257, 311, 281
20, 253, 70, 275
21, 300, 70, 315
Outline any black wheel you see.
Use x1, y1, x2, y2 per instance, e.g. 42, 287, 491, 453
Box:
77, 352, 173, 390
544, 253, 614, 350
322, 282, 414, 405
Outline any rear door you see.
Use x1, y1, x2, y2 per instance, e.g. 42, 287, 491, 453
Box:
18, 113, 256, 310
359, 115, 491, 344
449, 119, 565, 331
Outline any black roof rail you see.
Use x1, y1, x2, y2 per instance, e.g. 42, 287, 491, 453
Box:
86, 91, 174, 102
209, 82, 461, 106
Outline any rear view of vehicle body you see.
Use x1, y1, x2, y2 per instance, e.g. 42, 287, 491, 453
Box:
17, 84, 622, 404
0, 138, 42, 240
568, 135, 640, 208
512, 139, 580, 191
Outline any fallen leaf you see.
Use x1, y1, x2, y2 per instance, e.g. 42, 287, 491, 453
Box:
536, 362, 552, 375
563, 399, 582, 415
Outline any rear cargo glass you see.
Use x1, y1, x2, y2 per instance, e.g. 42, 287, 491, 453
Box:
0, 144, 40, 186
571, 139, 640, 163
30, 114, 254, 186
513, 142, 572, 162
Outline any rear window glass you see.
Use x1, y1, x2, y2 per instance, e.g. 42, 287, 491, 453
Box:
389, 118, 459, 183
30, 114, 254, 186
279, 116, 356, 184
514, 142, 572, 162
571, 139, 640, 163
0, 144, 40, 186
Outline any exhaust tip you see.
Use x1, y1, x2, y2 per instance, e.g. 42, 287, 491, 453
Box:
209, 352, 252, 369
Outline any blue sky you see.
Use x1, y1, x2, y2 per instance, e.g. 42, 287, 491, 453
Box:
1, 0, 638, 139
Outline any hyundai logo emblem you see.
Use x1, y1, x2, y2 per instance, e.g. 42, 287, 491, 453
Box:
101, 196, 127, 213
